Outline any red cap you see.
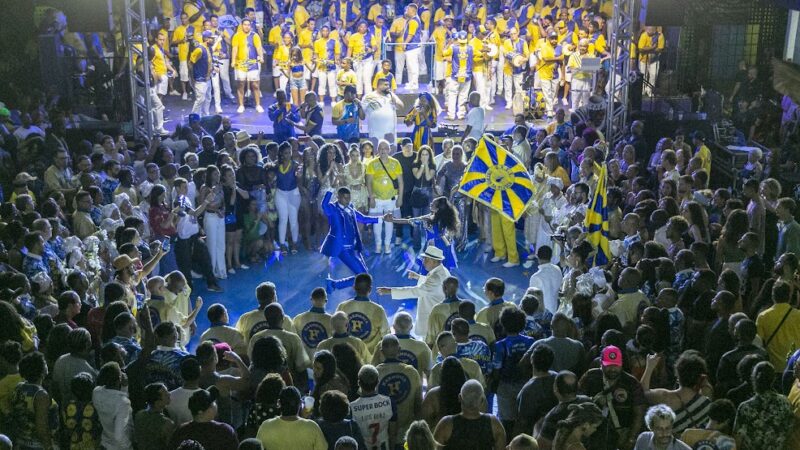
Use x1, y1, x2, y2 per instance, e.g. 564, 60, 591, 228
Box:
601, 345, 623, 367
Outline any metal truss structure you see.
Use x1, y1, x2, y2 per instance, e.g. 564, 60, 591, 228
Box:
123, 0, 153, 139
605, 0, 636, 145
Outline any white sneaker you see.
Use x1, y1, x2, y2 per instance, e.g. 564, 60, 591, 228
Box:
154, 128, 169, 136
240, 264, 250, 270
237, 105, 245, 113
490, 256, 502, 263
181, 92, 188, 100
484, 105, 493, 110
446, 115, 455, 121
384, 247, 392, 254
522, 260, 534, 269
169, 90, 180, 96
502, 262, 520, 268
215, 107, 223, 114
190, 271, 203, 279
255, 105, 265, 113
375, 246, 382, 254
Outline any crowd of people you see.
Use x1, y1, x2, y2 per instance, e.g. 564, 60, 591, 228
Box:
1, 1, 800, 450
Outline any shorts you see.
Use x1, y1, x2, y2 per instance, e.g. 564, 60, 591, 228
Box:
289, 76, 306, 90
155, 75, 168, 96
179, 60, 189, 82
235, 68, 261, 82
433, 60, 445, 81
272, 65, 283, 77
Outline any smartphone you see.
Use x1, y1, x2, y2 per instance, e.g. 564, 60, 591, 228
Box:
161, 239, 171, 253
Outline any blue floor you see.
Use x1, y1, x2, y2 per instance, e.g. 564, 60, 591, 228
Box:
188, 238, 534, 350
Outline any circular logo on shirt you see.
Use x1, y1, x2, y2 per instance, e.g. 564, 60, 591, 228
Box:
444, 312, 460, 330
348, 312, 372, 339
486, 164, 514, 190
379, 372, 411, 403
301, 322, 329, 348
398, 350, 418, 368
613, 387, 629, 403
249, 321, 268, 340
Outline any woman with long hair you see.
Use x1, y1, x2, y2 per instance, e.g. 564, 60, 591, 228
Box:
318, 143, 345, 200
299, 145, 323, 249
713, 209, 748, 275
274, 143, 302, 255
410, 146, 437, 247
0, 301, 37, 352
343, 147, 368, 213
311, 350, 349, 416
421, 356, 467, 429
406, 420, 439, 450
248, 336, 293, 393
147, 184, 178, 272
286, 46, 307, 106
552, 402, 604, 450
331, 343, 362, 401
405, 93, 439, 150
241, 373, 285, 439
220, 164, 250, 274
437, 146, 469, 250
683, 201, 710, 244
387, 196, 460, 272
198, 165, 227, 278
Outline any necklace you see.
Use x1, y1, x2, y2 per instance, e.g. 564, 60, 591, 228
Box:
279, 162, 292, 174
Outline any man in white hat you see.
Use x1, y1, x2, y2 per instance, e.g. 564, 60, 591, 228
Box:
376, 245, 451, 339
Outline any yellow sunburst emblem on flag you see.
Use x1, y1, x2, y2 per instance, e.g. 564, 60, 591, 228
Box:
458, 135, 534, 221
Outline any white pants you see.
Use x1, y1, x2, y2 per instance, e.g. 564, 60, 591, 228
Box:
639, 60, 659, 96
418, 31, 429, 76
192, 80, 212, 116
571, 77, 592, 110
370, 198, 396, 249
354, 59, 373, 96
446, 78, 471, 119
316, 69, 337, 101
204, 212, 226, 278
503, 72, 524, 105
405, 47, 421, 89
219, 59, 233, 98
494, 61, 504, 102
210, 73, 222, 112
541, 78, 558, 116
276, 188, 300, 245
473, 71, 489, 108
149, 88, 165, 130
394, 51, 406, 86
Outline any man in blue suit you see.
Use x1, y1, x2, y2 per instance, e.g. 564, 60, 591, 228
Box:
322, 187, 385, 291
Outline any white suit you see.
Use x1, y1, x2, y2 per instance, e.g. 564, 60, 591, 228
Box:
390, 263, 452, 339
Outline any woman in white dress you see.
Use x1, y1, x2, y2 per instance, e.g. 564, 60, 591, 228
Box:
536, 177, 568, 263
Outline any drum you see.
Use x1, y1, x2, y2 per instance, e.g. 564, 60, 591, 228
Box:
485, 43, 498, 58
512, 54, 527, 68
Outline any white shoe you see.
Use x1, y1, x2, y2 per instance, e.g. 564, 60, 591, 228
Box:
228, 268, 236, 274
502, 262, 520, 268
190, 271, 203, 279
375, 246, 382, 254
169, 90, 180, 96
181, 92, 188, 100
154, 128, 169, 136
522, 260, 534, 269
240, 264, 250, 270
255, 105, 265, 113
446, 115, 455, 121
237, 105, 245, 113
384, 247, 393, 254
215, 107, 223, 114
484, 105, 493, 110
490, 256, 502, 263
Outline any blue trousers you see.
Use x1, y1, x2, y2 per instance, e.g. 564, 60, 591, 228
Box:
329, 248, 369, 290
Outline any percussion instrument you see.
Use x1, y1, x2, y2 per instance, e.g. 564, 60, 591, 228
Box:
512, 53, 527, 68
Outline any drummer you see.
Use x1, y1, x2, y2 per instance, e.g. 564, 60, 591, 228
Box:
470, 26, 494, 110
501, 26, 529, 108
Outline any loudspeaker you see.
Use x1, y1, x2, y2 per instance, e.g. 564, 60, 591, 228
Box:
396, 93, 421, 117
37, 0, 110, 32
643, 0, 685, 27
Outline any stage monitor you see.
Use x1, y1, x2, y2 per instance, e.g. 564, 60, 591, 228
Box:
642, 0, 686, 27
36, 0, 111, 32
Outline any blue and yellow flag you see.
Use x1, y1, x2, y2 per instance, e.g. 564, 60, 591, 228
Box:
458, 135, 534, 222
584, 162, 610, 267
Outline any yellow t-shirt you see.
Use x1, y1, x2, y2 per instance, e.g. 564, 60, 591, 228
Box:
371, 70, 397, 90
389, 18, 407, 53
695, 144, 711, 175
273, 44, 291, 71
313, 37, 341, 68
637, 31, 665, 64
370, 27, 385, 59
294, 4, 310, 30
468, 321, 497, 347
372, 336, 433, 382
348, 32, 369, 59
151, 44, 169, 76
756, 303, 800, 368
256, 417, 328, 450
476, 301, 515, 336
182, 1, 205, 30
365, 156, 402, 200
161, 0, 179, 18
298, 28, 314, 62
336, 69, 357, 97
788, 381, 800, 449
173, 25, 190, 61
206, 0, 232, 15
567, 51, 596, 80
537, 41, 559, 80
231, 31, 263, 68
267, 25, 282, 47
248, 328, 310, 374
0, 373, 23, 416
317, 334, 373, 364
432, 26, 448, 62
426, 301, 462, 345
336, 298, 391, 353
367, 3, 383, 23
235, 308, 296, 344
292, 310, 333, 359
469, 38, 486, 73
502, 38, 529, 75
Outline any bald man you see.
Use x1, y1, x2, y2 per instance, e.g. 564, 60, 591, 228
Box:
376, 335, 422, 438
371, 312, 432, 382
316, 311, 372, 363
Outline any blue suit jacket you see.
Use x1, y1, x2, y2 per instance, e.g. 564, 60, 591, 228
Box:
320, 190, 379, 257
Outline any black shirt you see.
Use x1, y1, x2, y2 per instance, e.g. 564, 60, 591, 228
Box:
393, 151, 417, 195
516, 371, 559, 431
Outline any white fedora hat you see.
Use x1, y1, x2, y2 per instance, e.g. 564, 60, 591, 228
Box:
420, 246, 445, 261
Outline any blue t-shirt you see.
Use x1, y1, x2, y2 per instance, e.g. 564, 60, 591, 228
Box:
493, 335, 536, 383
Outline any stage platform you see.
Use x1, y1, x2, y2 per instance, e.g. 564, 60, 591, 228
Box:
163, 84, 547, 140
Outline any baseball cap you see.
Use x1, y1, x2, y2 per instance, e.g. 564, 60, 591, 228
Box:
188, 113, 201, 123
548, 31, 558, 38
601, 345, 623, 367
201, 30, 213, 39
